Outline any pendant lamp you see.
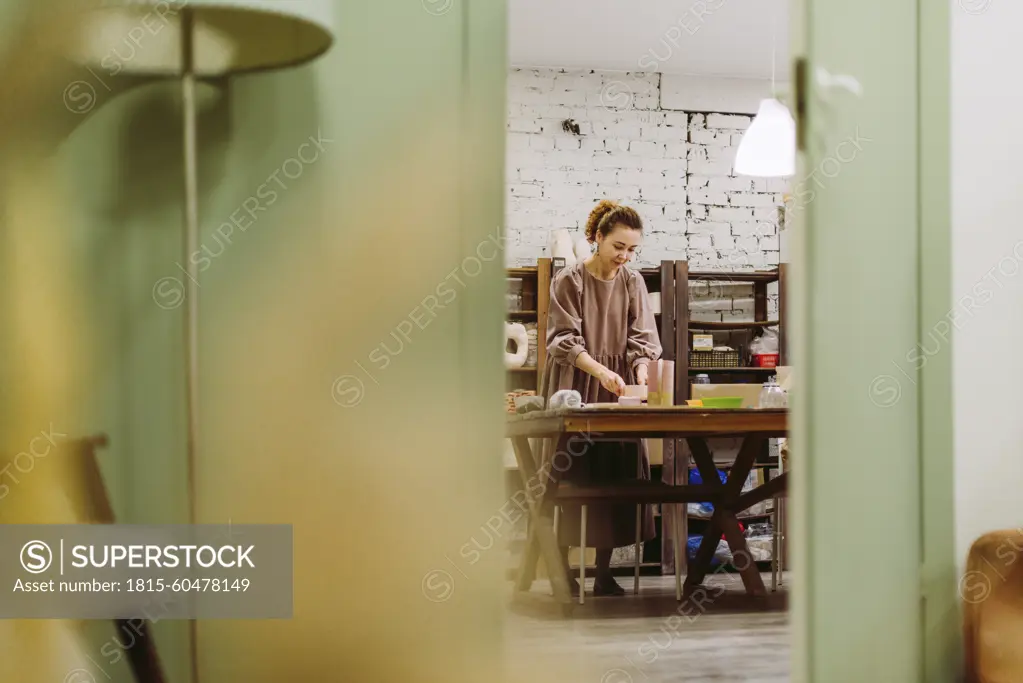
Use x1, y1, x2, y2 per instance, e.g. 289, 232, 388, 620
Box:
69, 3, 335, 682
734, 98, 796, 177
734, 6, 794, 178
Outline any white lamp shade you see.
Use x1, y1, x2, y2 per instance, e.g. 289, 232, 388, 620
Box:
734, 98, 796, 178
70, 0, 335, 77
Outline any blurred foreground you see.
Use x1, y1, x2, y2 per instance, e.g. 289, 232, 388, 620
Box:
0, 1, 514, 681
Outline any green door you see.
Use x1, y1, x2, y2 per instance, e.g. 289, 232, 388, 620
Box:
790, 0, 956, 681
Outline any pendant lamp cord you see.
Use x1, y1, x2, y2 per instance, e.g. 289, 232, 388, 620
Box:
770, 7, 776, 96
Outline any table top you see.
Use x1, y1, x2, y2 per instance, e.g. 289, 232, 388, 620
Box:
506, 406, 787, 438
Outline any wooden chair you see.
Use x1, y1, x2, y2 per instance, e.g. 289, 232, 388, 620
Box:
963, 529, 1023, 682
67, 435, 167, 683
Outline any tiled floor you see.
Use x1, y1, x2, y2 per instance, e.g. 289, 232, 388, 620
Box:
506, 573, 791, 683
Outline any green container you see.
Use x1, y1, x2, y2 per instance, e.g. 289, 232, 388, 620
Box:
700, 396, 745, 409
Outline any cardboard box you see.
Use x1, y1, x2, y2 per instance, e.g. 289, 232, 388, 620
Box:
692, 334, 714, 351
690, 380, 786, 467
776, 366, 792, 391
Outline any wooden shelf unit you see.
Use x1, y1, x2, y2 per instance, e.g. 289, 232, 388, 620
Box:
505, 259, 552, 393
677, 264, 788, 402
661, 263, 789, 575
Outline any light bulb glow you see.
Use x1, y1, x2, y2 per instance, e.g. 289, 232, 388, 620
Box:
734, 98, 796, 178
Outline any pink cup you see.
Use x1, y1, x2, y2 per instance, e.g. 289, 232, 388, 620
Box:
648, 360, 661, 392
660, 360, 675, 406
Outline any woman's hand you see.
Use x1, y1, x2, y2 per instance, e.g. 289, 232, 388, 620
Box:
598, 367, 627, 397
635, 363, 648, 386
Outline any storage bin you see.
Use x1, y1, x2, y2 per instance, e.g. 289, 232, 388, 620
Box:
690, 350, 741, 367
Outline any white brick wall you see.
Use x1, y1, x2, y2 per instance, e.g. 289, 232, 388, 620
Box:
505, 68, 788, 320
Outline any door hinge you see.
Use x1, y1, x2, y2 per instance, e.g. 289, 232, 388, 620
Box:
794, 57, 808, 152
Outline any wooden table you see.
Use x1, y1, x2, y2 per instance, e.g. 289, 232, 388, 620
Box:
507, 407, 788, 607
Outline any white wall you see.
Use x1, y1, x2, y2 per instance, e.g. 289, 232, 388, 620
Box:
506, 67, 786, 320
952, 0, 1023, 565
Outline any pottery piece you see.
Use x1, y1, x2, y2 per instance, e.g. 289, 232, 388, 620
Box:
504, 322, 528, 368
623, 385, 648, 400
548, 229, 577, 265
573, 235, 591, 262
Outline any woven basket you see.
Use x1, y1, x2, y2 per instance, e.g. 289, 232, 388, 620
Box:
689, 350, 741, 368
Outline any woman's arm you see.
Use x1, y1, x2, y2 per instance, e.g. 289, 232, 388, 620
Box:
575, 350, 625, 395
626, 271, 663, 385
547, 270, 625, 395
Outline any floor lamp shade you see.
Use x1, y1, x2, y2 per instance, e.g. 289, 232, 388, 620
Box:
71, 0, 335, 76
734, 98, 796, 178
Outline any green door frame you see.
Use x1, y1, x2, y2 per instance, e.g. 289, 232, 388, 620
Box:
790, 0, 957, 681
919, 0, 959, 680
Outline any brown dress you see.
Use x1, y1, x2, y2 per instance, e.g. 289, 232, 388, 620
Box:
540, 260, 662, 549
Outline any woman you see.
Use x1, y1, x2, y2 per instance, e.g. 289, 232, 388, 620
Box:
540, 199, 662, 596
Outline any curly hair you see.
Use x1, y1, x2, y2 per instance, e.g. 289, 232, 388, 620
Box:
584, 200, 643, 243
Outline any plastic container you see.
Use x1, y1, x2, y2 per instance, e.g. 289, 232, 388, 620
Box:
752, 353, 779, 368
758, 377, 787, 408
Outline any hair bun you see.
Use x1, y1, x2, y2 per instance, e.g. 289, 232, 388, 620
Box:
585, 200, 619, 242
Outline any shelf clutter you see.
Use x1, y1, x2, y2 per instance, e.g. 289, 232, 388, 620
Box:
505, 259, 552, 393
681, 266, 787, 389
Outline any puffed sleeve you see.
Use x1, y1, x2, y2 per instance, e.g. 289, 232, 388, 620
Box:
546, 267, 587, 367
626, 270, 662, 371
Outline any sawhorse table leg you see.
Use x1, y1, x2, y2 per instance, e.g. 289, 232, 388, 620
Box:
510, 436, 573, 605
684, 436, 768, 597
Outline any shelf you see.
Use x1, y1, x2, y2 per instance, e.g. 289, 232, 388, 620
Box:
708, 462, 781, 469
507, 267, 537, 278
688, 366, 777, 373
568, 561, 664, 571
508, 461, 780, 472
688, 511, 774, 522
688, 320, 779, 330
507, 310, 537, 320
688, 269, 779, 283
507, 366, 537, 373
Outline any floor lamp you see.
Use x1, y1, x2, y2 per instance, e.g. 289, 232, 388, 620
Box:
70, 3, 335, 682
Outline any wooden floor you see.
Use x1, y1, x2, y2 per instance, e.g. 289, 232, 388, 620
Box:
506, 573, 791, 683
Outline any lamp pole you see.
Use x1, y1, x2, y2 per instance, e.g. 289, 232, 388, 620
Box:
180, 8, 201, 683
